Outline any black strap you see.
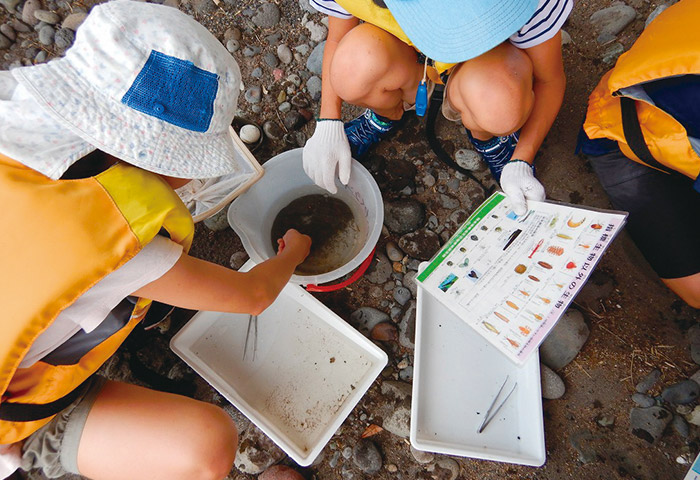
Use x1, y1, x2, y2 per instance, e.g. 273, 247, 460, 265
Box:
0, 378, 91, 422
425, 84, 492, 198
620, 96, 671, 173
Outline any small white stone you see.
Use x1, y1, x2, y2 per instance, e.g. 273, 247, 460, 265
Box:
239, 124, 261, 144
686, 405, 700, 426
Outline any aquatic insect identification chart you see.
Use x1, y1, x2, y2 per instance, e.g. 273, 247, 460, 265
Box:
417, 192, 627, 365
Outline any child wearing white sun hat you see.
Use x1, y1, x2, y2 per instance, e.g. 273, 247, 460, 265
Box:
0, 1, 310, 478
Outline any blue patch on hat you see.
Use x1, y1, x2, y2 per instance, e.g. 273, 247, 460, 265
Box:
122, 50, 218, 132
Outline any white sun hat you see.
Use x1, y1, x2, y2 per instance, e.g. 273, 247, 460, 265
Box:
11, 0, 247, 179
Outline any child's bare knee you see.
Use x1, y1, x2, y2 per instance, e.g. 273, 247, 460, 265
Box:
330, 25, 396, 104
459, 79, 532, 135
182, 404, 238, 480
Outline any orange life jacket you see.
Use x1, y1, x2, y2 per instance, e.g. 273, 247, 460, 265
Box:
0, 153, 193, 444
583, 0, 700, 183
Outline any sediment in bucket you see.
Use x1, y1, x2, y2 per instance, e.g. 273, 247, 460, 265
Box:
270, 194, 361, 276
227, 148, 383, 286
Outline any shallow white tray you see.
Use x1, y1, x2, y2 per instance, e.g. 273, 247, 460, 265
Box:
170, 264, 387, 466
410, 282, 546, 467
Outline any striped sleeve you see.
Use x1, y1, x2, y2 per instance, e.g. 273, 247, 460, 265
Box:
509, 0, 574, 49
309, 0, 353, 19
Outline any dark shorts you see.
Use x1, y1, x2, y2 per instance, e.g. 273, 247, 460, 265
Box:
587, 150, 700, 279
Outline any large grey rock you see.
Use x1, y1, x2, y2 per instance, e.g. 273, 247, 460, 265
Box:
635, 368, 661, 393
62, 12, 87, 31
630, 406, 672, 444
192, 0, 215, 14
277, 43, 293, 64
410, 445, 434, 464
661, 380, 700, 405
383, 405, 410, 438
252, 3, 281, 28
541, 363, 565, 399
645, 4, 668, 28
0, 0, 20, 13
0, 24, 15, 42
234, 425, 286, 474
589, 4, 637, 44
403, 270, 418, 298
672, 414, 690, 438
455, 148, 484, 171
54, 27, 74, 50
561, 29, 572, 46
0, 32, 10, 49
304, 19, 327, 42
384, 198, 426, 235
306, 41, 325, 75
686, 405, 700, 426
393, 286, 411, 306
298, 0, 317, 14
399, 300, 416, 349
306, 75, 322, 101
11, 19, 31, 33
385, 241, 404, 262
352, 439, 382, 475
399, 229, 441, 261
38, 24, 55, 46
244, 85, 262, 104
259, 465, 305, 480
350, 307, 390, 335
224, 26, 242, 42
229, 251, 249, 270
439, 193, 460, 210
33, 9, 60, 24
602, 42, 625, 64
430, 458, 461, 480
632, 393, 655, 408
365, 252, 393, 284
263, 120, 284, 140
22, 0, 41, 26
540, 308, 589, 370
380, 380, 412, 401
202, 207, 230, 232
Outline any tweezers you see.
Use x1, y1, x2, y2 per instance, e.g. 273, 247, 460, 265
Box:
477, 375, 518, 434
242, 314, 258, 361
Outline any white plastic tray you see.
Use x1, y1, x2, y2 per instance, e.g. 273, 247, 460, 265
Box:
170, 263, 387, 466
410, 282, 546, 466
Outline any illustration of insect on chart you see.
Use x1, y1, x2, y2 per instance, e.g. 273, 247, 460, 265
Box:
417, 192, 627, 365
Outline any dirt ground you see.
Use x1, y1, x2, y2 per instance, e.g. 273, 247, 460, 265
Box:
3, 0, 699, 479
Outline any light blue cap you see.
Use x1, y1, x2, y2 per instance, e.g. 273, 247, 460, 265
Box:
384, 0, 539, 63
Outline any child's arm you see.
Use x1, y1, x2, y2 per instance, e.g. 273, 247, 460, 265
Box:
131, 229, 311, 315
511, 31, 566, 165
302, 15, 359, 193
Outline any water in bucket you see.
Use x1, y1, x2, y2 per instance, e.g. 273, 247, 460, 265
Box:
270, 194, 361, 276
228, 148, 383, 286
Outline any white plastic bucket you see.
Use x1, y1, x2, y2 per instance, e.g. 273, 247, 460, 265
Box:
227, 148, 383, 286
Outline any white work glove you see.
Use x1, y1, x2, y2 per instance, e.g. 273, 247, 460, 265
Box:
302, 119, 352, 194
500, 160, 546, 216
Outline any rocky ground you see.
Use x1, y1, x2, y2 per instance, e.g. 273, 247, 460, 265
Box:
3, 0, 700, 479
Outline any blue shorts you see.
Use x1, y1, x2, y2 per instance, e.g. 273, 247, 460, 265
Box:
587, 150, 700, 279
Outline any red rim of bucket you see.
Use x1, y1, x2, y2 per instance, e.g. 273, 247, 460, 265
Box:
304, 247, 377, 293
